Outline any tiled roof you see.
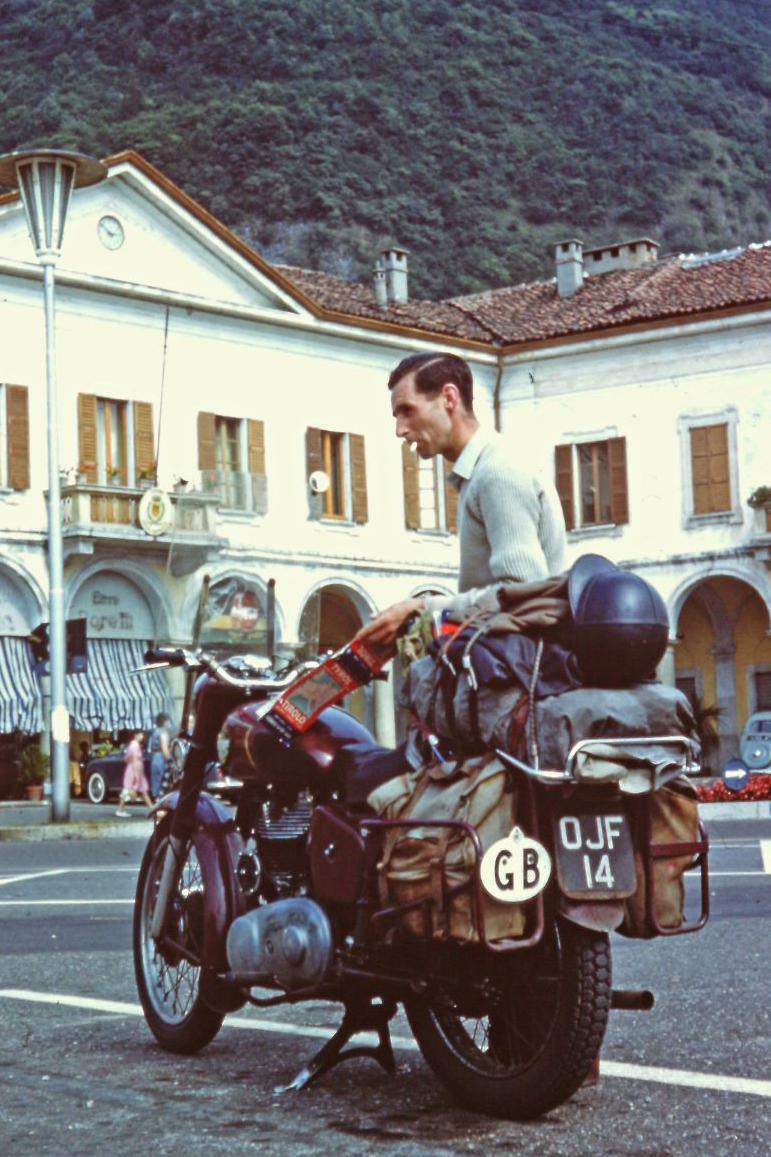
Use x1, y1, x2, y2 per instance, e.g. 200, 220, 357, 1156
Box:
274, 265, 500, 343
276, 242, 771, 348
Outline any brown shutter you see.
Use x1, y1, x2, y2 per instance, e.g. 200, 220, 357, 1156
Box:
443, 459, 458, 534
133, 401, 155, 480
306, 426, 323, 520
691, 424, 729, 514
77, 393, 98, 482
608, 436, 629, 525
247, 418, 267, 514
554, 444, 575, 531
349, 433, 368, 524
402, 441, 420, 529
6, 385, 30, 491
197, 411, 216, 472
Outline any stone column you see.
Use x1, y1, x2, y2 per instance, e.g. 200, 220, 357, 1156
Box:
373, 669, 397, 747
712, 642, 738, 770
657, 639, 677, 687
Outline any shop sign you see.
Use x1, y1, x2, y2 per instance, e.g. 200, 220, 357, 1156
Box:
200, 578, 265, 647
70, 572, 155, 639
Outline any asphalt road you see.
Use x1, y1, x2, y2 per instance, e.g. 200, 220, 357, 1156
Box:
0, 821, 768, 1156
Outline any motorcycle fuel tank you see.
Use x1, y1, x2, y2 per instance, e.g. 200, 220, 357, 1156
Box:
222, 702, 382, 792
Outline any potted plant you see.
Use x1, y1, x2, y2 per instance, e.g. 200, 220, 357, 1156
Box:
18, 745, 50, 801
138, 464, 156, 489
748, 486, 771, 533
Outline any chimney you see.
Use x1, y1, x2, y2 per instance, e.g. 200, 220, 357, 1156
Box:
372, 258, 388, 309
381, 245, 409, 304
583, 238, 659, 276
555, 239, 584, 297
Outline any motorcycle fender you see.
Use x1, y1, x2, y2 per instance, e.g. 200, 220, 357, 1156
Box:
155, 791, 246, 976
558, 896, 625, 932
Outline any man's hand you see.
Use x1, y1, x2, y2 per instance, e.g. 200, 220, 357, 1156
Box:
355, 596, 425, 647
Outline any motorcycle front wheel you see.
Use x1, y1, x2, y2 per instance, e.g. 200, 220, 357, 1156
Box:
133, 826, 226, 1054
405, 918, 610, 1120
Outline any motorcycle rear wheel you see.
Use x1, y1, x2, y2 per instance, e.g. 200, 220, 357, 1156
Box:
133, 828, 225, 1054
405, 918, 610, 1120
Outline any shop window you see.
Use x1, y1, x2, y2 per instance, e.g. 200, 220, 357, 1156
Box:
306, 427, 367, 524
678, 408, 741, 526
198, 412, 267, 514
0, 384, 30, 491
401, 444, 457, 533
554, 436, 628, 532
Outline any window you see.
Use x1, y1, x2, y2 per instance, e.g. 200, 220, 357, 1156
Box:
753, 669, 771, 713
306, 427, 368, 524
77, 395, 154, 488
401, 443, 457, 533
675, 673, 700, 711
97, 398, 128, 484
0, 383, 30, 491
554, 437, 628, 531
678, 408, 741, 526
198, 412, 267, 514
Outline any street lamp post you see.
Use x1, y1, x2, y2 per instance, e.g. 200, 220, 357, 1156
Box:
0, 149, 107, 822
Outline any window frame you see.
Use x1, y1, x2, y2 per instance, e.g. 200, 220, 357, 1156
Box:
556, 427, 627, 538
678, 407, 742, 528
416, 456, 448, 533
0, 384, 7, 490
321, 430, 350, 521
96, 397, 132, 486
748, 665, 771, 714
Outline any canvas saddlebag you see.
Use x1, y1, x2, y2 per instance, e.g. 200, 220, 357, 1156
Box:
619, 777, 701, 938
367, 754, 526, 944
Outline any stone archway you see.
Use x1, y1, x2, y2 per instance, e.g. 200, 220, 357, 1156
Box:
298, 584, 375, 733
674, 576, 771, 770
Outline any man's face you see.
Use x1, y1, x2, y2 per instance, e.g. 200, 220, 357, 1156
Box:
390, 372, 452, 459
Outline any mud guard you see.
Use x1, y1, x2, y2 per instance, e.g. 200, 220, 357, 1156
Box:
154, 791, 247, 1012
557, 896, 625, 932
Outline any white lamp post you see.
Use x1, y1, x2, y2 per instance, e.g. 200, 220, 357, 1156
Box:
0, 149, 107, 822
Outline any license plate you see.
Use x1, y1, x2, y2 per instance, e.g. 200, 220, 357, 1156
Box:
552, 808, 636, 899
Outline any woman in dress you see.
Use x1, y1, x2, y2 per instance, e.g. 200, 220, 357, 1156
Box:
115, 730, 152, 816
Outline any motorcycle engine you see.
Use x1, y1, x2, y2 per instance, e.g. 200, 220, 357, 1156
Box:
252, 794, 313, 898
226, 897, 333, 991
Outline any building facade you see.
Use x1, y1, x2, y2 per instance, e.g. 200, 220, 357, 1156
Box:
0, 151, 769, 777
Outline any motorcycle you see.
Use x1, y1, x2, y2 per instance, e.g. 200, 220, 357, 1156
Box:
132, 631, 710, 1121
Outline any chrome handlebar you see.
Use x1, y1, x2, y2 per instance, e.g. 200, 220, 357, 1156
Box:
136, 646, 319, 694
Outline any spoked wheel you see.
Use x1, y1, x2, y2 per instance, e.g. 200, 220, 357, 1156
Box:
133, 827, 225, 1054
405, 918, 611, 1120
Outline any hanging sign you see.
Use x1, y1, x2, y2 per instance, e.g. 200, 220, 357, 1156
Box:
480, 827, 552, 904
139, 488, 175, 537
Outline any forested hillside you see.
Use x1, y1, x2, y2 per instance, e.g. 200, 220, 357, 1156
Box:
1, 0, 769, 298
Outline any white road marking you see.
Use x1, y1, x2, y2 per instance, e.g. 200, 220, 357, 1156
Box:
0, 900, 133, 907
761, 840, 771, 874
0, 869, 68, 888
0, 988, 769, 1100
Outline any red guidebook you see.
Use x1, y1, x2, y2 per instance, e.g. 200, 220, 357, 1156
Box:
263, 638, 393, 744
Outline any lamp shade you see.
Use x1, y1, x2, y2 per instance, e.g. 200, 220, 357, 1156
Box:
0, 148, 107, 261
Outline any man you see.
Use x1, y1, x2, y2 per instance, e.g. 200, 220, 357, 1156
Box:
358, 351, 566, 646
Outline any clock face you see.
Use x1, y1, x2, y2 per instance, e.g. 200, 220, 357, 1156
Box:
97, 215, 125, 250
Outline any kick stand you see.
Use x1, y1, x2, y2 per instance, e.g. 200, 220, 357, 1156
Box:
275, 997, 397, 1093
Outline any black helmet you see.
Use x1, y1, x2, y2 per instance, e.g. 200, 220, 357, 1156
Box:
573, 567, 669, 686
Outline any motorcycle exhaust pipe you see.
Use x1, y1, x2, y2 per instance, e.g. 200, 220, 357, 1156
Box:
611, 989, 655, 1011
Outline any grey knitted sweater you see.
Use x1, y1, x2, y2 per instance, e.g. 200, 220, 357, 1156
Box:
427, 433, 566, 620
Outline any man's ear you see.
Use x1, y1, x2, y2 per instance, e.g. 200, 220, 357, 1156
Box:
441, 382, 459, 412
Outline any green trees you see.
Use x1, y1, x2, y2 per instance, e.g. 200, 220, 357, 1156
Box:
1, 0, 768, 298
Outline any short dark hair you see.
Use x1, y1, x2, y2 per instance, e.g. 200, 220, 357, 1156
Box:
388, 352, 474, 412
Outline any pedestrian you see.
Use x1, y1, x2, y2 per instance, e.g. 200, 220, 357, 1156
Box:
357, 351, 566, 646
148, 712, 172, 800
115, 730, 152, 816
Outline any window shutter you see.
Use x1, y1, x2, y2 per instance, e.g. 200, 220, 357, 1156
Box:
402, 441, 421, 529
77, 393, 98, 482
197, 411, 216, 472
554, 444, 575, 531
133, 401, 155, 480
349, 433, 368, 524
443, 459, 458, 534
6, 385, 30, 491
691, 424, 729, 514
608, 436, 629, 525
306, 426, 323, 520
247, 418, 267, 514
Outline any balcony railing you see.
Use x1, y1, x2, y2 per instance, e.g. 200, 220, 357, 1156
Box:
200, 470, 267, 514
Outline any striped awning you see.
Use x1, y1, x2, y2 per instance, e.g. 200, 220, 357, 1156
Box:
67, 638, 174, 732
0, 637, 43, 735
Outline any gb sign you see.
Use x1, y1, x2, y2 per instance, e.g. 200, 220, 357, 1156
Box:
480, 827, 552, 904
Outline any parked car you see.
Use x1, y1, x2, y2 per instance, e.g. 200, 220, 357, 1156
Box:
740, 711, 771, 770
84, 750, 151, 805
